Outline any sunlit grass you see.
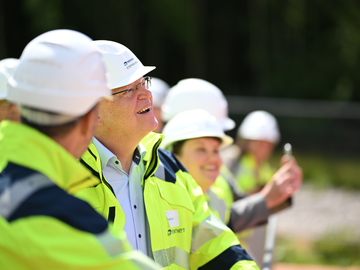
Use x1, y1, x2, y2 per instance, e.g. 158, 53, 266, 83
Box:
275, 230, 360, 266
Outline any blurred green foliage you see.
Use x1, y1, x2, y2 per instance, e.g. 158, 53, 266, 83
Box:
270, 150, 360, 190
2, 0, 360, 102
2, 0, 360, 165
275, 231, 360, 266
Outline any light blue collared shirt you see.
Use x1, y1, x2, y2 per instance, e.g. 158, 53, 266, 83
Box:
92, 137, 149, 255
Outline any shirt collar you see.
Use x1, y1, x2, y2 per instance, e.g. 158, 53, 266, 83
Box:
92, 137, 147, 169
137, 142, 147, 165
92, 137, 116, 170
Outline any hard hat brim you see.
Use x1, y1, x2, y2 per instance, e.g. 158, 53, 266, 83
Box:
161, 131, 233, 151
221, 118, 236, 131
7, 77, 111, 117
110, 66, 156, 90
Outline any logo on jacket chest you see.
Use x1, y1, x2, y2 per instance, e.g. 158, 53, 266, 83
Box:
165, 210, 186, 236
167, 228, 185, 236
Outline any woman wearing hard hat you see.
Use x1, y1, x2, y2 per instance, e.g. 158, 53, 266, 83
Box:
161, 109, 234, 194
161, 108, 302, 267
161, 108, 301, 218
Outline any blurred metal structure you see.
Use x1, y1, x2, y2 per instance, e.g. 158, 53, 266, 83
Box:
262, 215, 278, 270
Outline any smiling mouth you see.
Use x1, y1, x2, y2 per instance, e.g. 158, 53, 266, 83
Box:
203, 165, 218, 171
137, 106, 151, 114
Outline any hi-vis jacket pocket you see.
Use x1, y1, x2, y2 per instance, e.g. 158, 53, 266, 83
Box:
75, 185, 101, 210
156, 180, 195, 213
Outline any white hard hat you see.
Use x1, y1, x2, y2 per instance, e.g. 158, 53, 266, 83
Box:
150, 77, 170, 108
161, 109, 233, 151
7, 29, 111, 117
0, 58, 19, 100
161, 78, 235, 131
238, 110, 280, 144
93, 40, 155, 89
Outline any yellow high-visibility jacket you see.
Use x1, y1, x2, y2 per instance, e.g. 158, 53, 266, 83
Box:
234, 153, 274, 193
78, 132, 259, 270
0, 121, 161, 270
206, 172, 234, 225
207, 167, 270, 233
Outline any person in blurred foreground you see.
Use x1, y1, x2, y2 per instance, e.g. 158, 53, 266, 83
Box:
0, 29, 161, 270
0, 58, 20, 123
77, 40, 260, 269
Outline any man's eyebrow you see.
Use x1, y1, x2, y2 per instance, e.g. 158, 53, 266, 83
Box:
124, 79, 140, 90
112, 85, 128, 93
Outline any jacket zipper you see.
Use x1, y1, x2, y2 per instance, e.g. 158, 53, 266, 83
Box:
102, 173, 116, 198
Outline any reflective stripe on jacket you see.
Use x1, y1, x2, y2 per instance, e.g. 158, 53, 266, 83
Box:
208, 167, 269, 233
0, 121, 161, 270
78, 132, 260, 270
206, 173, 234, 225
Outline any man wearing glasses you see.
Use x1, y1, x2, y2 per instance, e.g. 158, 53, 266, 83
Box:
77, 40, 259, 270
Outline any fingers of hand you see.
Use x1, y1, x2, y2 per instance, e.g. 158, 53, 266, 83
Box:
276, 165, 302, 195
281, 156, 299, 167
280, 155, 290, 165
287, 170, 302, 194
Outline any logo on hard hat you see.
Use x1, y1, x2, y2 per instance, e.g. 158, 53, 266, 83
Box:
123, 58, 134, 66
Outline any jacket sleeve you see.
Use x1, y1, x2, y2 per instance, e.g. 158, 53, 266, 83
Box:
176, 169, 260, 270
0, 213, 162, 270
228, 193, 270, 232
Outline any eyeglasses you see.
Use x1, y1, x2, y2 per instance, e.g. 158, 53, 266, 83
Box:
112, 76, 152, 99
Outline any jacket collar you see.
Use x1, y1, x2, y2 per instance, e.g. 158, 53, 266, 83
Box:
83, 132, 164, 184
140, 132, 164, 180
141, 132, 164, 164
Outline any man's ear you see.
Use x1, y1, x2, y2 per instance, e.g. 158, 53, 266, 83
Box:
79, 110, 94, 136
79, 104, 100, 136
95, 103, 104, 126
97, 114, 104, 126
